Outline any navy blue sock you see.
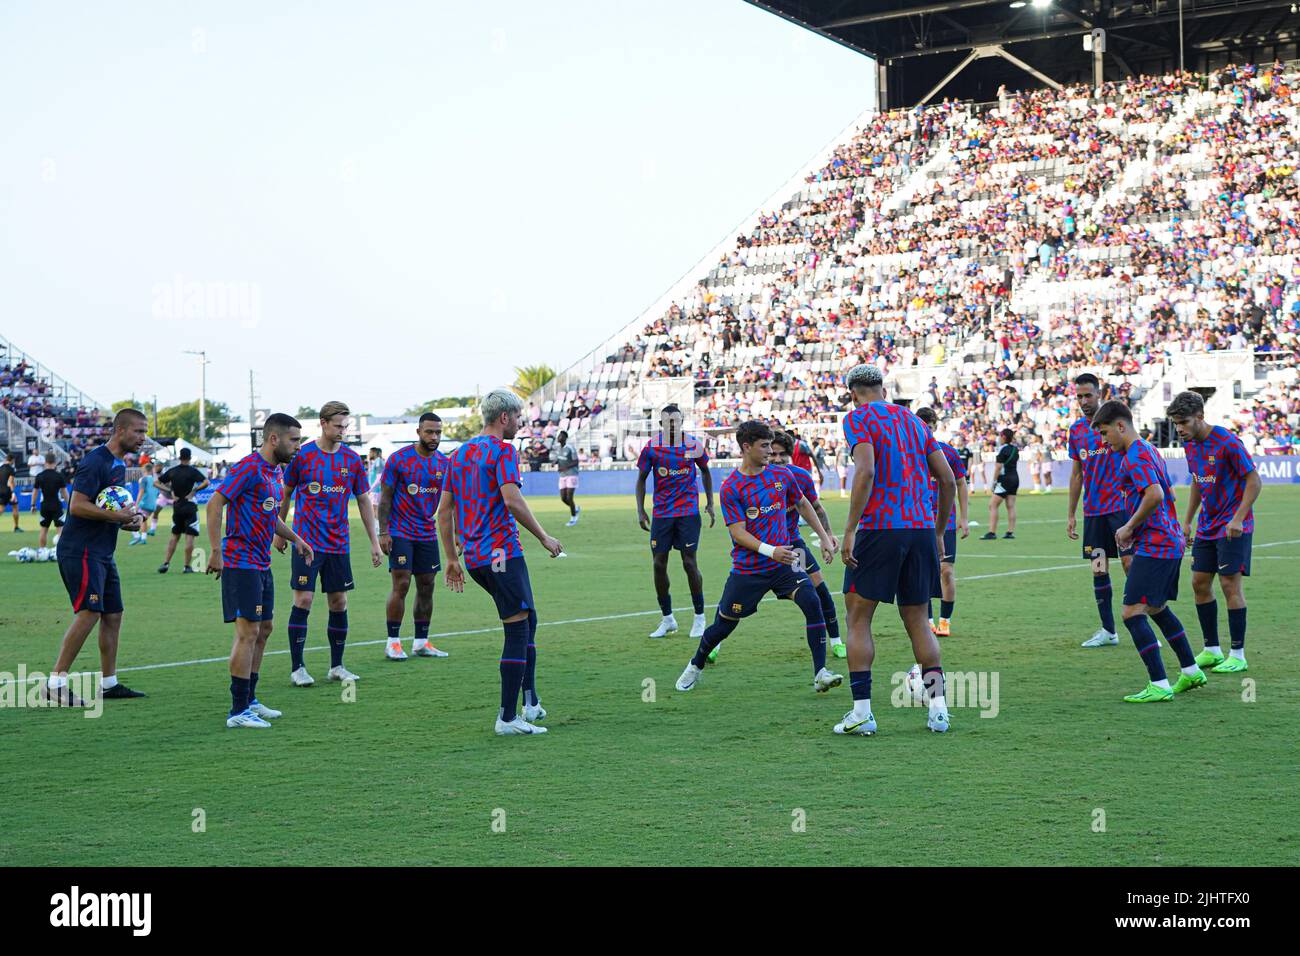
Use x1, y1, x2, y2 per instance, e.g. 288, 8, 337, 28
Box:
815, 581, 840, 641
1228, 606, 1247, 650
386, 619, 401, 639
499, 619, 530, 721
1150, 607, 1196, 669
523, 610, 539, 708
928, 599, 934, 621
327, 610, 348, 669
940, 599, 955, 620
1094, 574, 1115, 633
414, 618, 430, 643
248, 671, 259, 701
657, 592, 672, 616
691, 614, 738, 668
793, 584, 828, 673
1123, 616, 1168, 682
230, 676, 250, 716
691, 589, 705, 615
1196, 599, 1220, 648
849, 670, 872, 702
921, 666, 945, 702
288, 605, 309, 671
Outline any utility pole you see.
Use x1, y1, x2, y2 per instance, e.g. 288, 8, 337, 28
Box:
248, 370, 259, 450
152, 395, 158, 435
183, 350, 210, 449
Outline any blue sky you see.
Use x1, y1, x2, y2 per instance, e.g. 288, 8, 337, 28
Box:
0, 0, 874, 416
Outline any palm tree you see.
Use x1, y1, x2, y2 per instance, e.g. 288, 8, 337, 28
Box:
512, 364, 556, 399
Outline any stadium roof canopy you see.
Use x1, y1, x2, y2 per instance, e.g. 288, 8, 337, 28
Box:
745, 0, 1300, 108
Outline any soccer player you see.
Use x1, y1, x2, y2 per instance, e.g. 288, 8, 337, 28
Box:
31, 453, 68, 550
555, 430, 581, 526
915, 408, 969, 637
41, 409, 152, 706
1067, 373, 1131, 648
206, 413, 313, 728
366, 447, 385, 511
129, 462, 161, 545
438, 389, 563, 736
770, 430, 846, 659
837, 365, 955, 735
1167, 391, 1262, 673
982, 428, 1019, 539
378, 413, 451, 661
673, 420, 842, 696
156, 448, 209, 574
635, 403, 715, 639
1092, 401, 1206, 702
0, 451, 20, 532
277, 401, 382, 686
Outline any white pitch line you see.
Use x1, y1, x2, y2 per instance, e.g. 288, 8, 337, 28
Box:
5, 539, 1297, 687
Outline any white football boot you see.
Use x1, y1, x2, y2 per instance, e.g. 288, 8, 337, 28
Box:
522, 702, 547, 723
226, 709, 272, 729
675, 663, 702, 691
385, 640, 409, 661
290, 666, 315, 687
690, 614, 707, 638
833, 710, 877, 736
413, 642, 449, 658
649, 615, 677, 638
1081, 629, 1119, 647
495, 714, 548, 735
813, 667, 843, 693
328, 665, 360, 682
248, 700, 282, 719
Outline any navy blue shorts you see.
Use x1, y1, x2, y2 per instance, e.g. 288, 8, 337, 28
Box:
1082, 511, 1132, 560
717, 566, 810, 619
940, 527, 957, 565
1123, 555, 1181, 608
57, 549, 122, 614
222, 567, 275, 623
843, 527, 939, 606
790, 535, 821, 576
650, 514, 701, 554
1191, 533, 1252, 577
389, 536, 440, 575
467, 555, 535, 620
292, 549, 355, 592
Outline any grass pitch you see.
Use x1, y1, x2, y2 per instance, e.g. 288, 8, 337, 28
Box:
2, 488, 1296, 866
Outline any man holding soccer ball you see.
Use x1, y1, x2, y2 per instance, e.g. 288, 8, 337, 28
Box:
41, 409, 152, 706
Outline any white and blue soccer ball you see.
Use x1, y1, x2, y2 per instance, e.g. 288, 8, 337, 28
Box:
37, 547, 55, 562
11, 547, 39, 563
96, 485, 134, 512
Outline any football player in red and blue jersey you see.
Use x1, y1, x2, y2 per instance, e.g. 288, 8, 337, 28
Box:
206, 413, 314, 729
438, 390, 563, 736
42, 409, 152, 707
635, 404, 715, 640
915, 408, 969, 638
276, 401, 382, 687
838, 365, 955, 736
1167, 391, 1262, 675
770, 430, 846, 660
1093, 401, 1207, 702
1067, 373, 1132, 648
673, 420, 841, 696
378, 414, 451, 661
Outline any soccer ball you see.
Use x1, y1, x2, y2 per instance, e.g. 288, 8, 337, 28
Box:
905, 663, 926, 703
96, 485, 134, 511
13, 547, 38, 563
37, 547, 54, 562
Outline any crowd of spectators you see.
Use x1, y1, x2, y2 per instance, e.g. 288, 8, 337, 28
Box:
1, 353, 113, 465
536, 63, 1299, 462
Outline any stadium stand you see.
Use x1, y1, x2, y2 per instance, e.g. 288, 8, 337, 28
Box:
529, 63, 1300, 468
0, 334, 119, 475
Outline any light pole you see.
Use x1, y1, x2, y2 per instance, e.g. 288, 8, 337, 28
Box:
1178, 0, 1185, 74
183, 350, 210, 449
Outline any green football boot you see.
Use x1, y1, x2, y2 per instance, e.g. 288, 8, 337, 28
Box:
1171, 671, 1208, 694
1124, 682, 1174, 703
1194, 648, 1226, 668
1211, 655, 1247, 674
